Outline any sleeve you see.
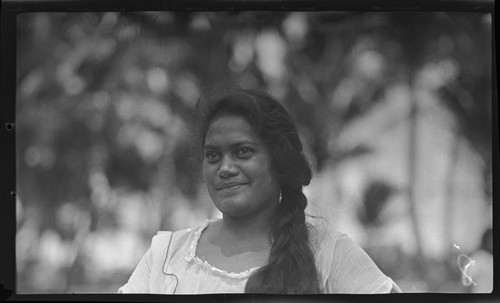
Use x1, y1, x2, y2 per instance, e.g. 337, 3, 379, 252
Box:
327, 234, 399, 294
117, 248, 153, 293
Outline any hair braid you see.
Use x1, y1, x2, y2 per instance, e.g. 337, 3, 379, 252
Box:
245, 186, 322, 294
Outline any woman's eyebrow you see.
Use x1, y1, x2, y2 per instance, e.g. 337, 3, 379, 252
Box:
232, 141, 259, 148
203, 144, 219, 150
204, 140, 259, 150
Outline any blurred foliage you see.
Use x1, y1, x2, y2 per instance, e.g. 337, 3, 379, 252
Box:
15, 12, 492, 293
357, 179, 395, 227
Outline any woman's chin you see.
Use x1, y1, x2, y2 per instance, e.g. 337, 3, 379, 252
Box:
215, 200, 249, 217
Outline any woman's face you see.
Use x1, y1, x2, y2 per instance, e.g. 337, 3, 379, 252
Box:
203, 115, 281, 219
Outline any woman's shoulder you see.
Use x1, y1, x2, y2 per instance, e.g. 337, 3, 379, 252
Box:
307, 216, 345, 249
307, 216, 345, 273
308, 216, 377, 268
150, 221, 210, 254
307, 217, 398, 293
155, 224, 201, 238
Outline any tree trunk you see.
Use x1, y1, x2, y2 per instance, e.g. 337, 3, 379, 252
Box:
443, 129, 461, 254
407, 80, 426, 280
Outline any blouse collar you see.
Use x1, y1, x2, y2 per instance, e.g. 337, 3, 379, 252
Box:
184, 220, 261, 279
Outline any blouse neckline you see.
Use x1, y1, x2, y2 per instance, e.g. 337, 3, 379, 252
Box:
184, 220, 261, 279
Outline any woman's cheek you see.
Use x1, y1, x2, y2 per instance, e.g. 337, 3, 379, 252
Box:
203, 163, 216, 186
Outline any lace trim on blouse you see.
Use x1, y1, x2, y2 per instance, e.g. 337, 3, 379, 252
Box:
184, 220, 261, 279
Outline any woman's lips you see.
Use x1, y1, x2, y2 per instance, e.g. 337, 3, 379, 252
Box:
216, 182, 247, 191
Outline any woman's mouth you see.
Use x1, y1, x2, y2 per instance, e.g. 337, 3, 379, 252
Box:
217, 182, 247, 191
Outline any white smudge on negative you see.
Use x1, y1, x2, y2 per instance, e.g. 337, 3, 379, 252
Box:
457, 253, 477, 287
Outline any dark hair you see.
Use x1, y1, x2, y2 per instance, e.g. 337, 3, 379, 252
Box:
197, 86, 322, 294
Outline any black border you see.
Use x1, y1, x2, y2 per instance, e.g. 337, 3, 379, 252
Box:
0, 0, 495, 12
1, 0, 497, 302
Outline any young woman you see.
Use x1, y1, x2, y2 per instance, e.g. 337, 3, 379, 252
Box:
118, 87, 401, 294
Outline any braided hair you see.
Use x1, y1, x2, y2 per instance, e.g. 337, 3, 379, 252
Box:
197, 87, 322, 294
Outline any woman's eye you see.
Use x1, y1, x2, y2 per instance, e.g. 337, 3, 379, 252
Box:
205, 151, 220, 161
236, 147, 252, 157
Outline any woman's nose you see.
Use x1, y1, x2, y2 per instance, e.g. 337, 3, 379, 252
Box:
217, 156, 238, 178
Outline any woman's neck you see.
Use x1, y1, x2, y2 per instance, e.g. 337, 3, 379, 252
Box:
220, 211, 273, 241
200, 211, 273, 258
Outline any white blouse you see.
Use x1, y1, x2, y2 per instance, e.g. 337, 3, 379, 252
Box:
118, 220, 401, 294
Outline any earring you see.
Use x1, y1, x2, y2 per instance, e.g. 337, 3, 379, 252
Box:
278, 191, 282, 204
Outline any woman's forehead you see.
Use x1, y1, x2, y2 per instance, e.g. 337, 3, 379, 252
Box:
204, 115, 261, 147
